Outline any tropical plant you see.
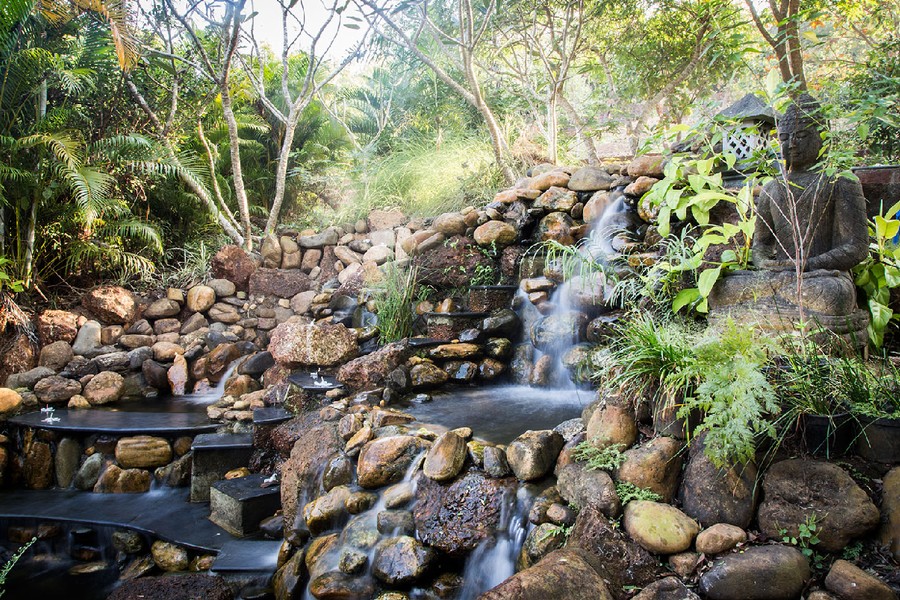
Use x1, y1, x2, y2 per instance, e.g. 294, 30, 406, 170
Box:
641, 154, 760, 314
853, 200, 900, 347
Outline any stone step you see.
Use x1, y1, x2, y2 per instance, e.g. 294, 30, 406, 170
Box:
210, 539, 282, 575
209, 474, 280, 538
190, 433, 254, 502
253, 406, 291, 426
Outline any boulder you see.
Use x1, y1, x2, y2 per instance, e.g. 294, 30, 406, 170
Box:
410, 362, 450, 388
186, 285, 216, 312
474, 221, 517, 247
372, 535, 435, 585
74, 453, 104, 490
36, 309, 80, 345
432, 212, 467, 236
337, 341, 412, 391
280, 412, 344, 529
72, 320, 103, 356
83, 286, 136, 324
55, 438, 81, 488
303, 485, 351, 534
415, 470, 517, 556
479, 549, 613, 600
151, 540, 189, 572
537, 212, 574, 245
115, 436, 173, 469
616, 436, 683, 502
357, 435, 430, 488
632, 577, 700, 600
535, 186, 578, 212
758, 459, 879, 552
824, 559, 897, 600
269, 320, 358, 367
569, 167, 615, 192
298, 228, 340, 249
531, 169, 571, 191
94, 464, 152, 493
556, 463, 621, 518
39, 341, 74, 371
152, 342, 184, 362
624, 176, 659, 196
583, 191, 613, 223
167, 355, 189, 395
144, 298, 181, 319
623, 500, 699, 555
211, 245, 258, 291
567, 504, 664, 599
585, 403, 638, 451
506, 430, 564, 481
83, 371, 125, 405
208, 303, 240, 324
33, 375, 81, 403
882, 466, 900, 562
5, 366, 55, 390
248, 268, 312, 298
207, 278, 236, 297
695, 524, 747, 555
518, 522, 567, 570
699, 545, 810, 600
368, 209, 406, 231
261, 233, 283, 268
423, 431, 467, 481
363, 245, 392, 265
23, 439, 53, 489
679, 433, 757, 528
627, 154, 666, 178
0, 388, 23, 417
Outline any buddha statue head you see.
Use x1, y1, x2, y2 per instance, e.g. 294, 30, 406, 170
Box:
778, 94, 826, 171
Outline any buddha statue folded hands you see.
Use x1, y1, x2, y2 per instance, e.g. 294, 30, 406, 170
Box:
708, 94, 871, 346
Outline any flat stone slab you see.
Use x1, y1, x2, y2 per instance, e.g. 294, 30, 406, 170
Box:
210, 539, 282, 574
0, 488, 236, 552
11, 409, 218, 436
192, 433, 253, 450
253, 407, 292, 425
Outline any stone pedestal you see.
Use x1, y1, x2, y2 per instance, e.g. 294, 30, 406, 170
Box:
191, 433, 254, 502
708, 269, 869, 348
209, 473, 280, 537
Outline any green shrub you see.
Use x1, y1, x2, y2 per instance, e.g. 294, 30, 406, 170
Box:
615, 482, 662, 505
373, 264, 425, 344
572, 442, 626, 471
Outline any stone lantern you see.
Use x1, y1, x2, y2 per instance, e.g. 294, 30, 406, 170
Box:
715, 93, 775, 182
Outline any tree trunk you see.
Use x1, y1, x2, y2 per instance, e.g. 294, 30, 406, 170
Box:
547, 88, 559, 164
265, 112, 299, 235
220, 88, 253, 251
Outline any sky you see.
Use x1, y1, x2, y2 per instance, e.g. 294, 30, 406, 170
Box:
245, 0, 369, 60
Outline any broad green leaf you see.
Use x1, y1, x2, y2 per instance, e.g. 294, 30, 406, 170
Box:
698, 266, 722, 298
721, 250, 738, 263
672, 288, 701, 313
802, 30, 819, 43
657, 206, 672, 237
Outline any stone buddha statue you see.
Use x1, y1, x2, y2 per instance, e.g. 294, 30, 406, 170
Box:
708, 94, 871, 345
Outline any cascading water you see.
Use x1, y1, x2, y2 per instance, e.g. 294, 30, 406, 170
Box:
524, 195, 625, 387
455, 485, 536, 599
